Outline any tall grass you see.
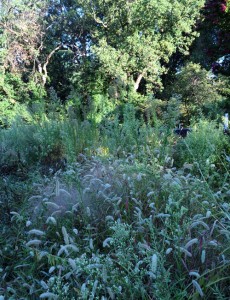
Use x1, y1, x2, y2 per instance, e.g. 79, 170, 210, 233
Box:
0, 111, 229, 299
0, 118, 100, 170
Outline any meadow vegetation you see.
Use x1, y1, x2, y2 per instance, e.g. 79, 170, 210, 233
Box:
0, 0, 230, 299
0, 108, 229, 299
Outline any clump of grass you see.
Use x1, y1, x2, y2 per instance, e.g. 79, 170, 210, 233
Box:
0, 118, 100, 174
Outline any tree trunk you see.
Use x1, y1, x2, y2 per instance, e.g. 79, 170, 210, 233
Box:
41, 44, 62, 86
35, 44, 62, 86
134, 73, 143, 91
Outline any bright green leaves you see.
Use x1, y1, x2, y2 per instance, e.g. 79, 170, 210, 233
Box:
0, 0, 206, 122
78, 0, 205, 92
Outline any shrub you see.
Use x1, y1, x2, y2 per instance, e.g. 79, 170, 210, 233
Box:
173, 120, 227, 172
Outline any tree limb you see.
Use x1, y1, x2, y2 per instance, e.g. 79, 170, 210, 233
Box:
42, 44, 62, 85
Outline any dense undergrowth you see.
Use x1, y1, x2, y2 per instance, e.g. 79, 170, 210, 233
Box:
0, 109, 230, 299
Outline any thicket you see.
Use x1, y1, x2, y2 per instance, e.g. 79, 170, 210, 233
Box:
0, 0, 230, 299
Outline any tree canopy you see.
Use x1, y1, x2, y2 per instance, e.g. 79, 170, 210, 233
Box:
1, 0, 229, 125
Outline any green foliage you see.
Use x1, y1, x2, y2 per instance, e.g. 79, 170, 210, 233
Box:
0, 1, 230, 298
170, 63, 224, 123
0, 117, 101, 174
173, 120, 228, 174
1, 136, 229, 298
216, 74, 230, 111
0, 0, 206, 119
79, 0, 205, 92
35, 0, 206, 112
0, 71, 47, 127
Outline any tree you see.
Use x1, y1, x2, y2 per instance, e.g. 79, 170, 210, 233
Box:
76, 0, 205, 93
0, 0, 50, 126
170, 63, 223, 123
0, 0, 47, 74
204, 0, 230, 57
0, 0, 207, 124
0, 0, 73, 86
190, 0, 230, 67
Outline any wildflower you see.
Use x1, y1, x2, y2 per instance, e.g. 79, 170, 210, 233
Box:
44, 202, 60, 210
103, 237, 113, 247
26, 240, 42, 247
89, 238, 94, 250
179, 247, 192, 257
201, 250, 206, 263
46, 217, 57, 225
151, 254, 158, 273
184, 238, 198, 249
206, 210, 211, 218
190, 221, 209, 230
208, 240, 218, 246
147, 191, 154, 197
26, 220, 32, 227
49, 266, 55, 273
68, 258, 76, 270
62, 226, 69, 245
156, 213, 171, 218
166, 248, 173, 255
189, 271, 200, 279
40, 292, 58, 299
73, 228, 78, 235
192, 280, 204, 297
40, 280, 48, 290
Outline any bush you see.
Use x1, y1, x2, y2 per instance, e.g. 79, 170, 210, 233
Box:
173, 120, 227, 172
170, 63, 224, 122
